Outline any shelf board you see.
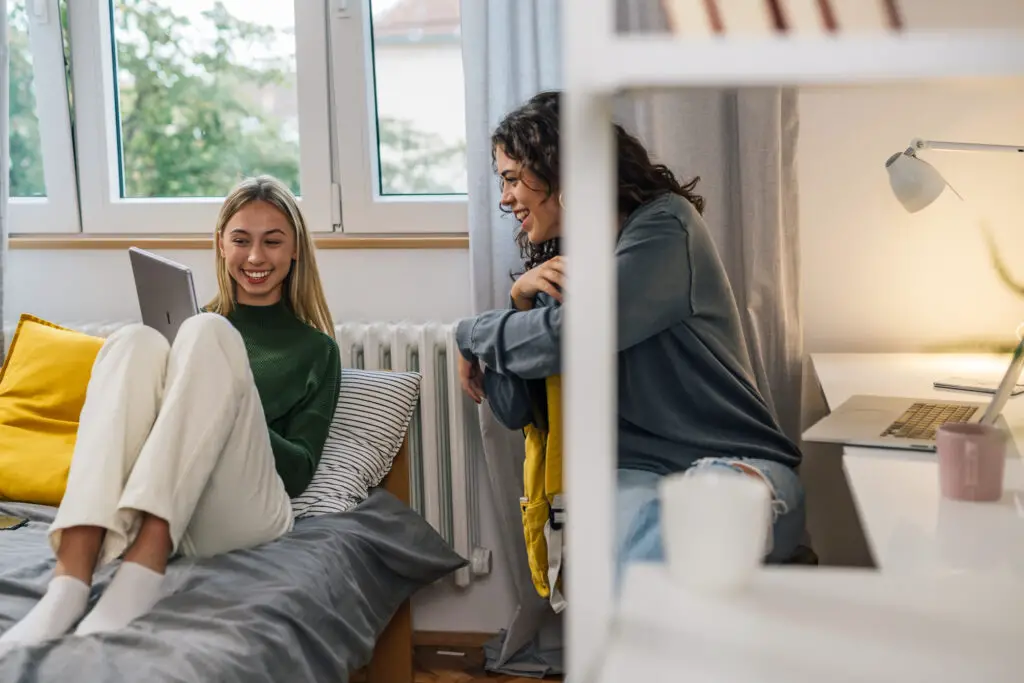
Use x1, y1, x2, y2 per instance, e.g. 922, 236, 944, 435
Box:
578, 31, 1024, 90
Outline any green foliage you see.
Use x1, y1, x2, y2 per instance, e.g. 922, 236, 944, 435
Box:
378, 116, 467, 195
114, 0, 299, 198
8, 0, 45, 197
8, 0, 466, 203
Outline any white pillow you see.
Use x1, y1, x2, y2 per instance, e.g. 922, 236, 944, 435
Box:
291, 368, 421, 518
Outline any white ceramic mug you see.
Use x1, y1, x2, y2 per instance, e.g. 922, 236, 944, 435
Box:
658, 468, 771, 594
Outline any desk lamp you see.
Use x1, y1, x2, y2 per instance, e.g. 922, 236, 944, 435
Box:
886, 138, 1024, 365
885, 138, 1024, 213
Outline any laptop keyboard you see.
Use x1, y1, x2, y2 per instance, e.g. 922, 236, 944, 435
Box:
881, 403, 978, 440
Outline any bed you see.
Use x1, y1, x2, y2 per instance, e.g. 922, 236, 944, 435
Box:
0, 440, 464, 683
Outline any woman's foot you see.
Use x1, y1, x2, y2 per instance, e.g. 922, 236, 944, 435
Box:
0, 575, 90, 650
74, 562, 165, 636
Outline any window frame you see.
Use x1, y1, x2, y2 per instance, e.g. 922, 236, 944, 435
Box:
68, 0, 337, 235
329, 0, 468, 235
7, 0, 81, 235
10, 0, 470, 238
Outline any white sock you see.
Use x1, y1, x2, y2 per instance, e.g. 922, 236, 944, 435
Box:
74, 562, 165, 636
0, 575, 90, 649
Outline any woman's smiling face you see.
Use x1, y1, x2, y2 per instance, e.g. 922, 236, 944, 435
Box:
494, 145, 562, 245
219, 200, 297, 306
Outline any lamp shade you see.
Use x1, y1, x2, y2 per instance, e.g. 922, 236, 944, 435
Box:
885, 150, 948, 213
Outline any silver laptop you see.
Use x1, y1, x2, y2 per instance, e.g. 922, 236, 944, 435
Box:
128, 247, 200, 343
803, 336, 1024, 451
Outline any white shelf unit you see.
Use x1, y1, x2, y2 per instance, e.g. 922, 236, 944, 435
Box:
561, 0, 1024, 677
598, 31, 1024, 89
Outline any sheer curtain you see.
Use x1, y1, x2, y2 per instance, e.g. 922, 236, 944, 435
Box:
461, 0, 563, 675
1, 0, 9, 358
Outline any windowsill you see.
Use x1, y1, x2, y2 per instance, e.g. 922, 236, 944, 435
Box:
9, 233, 469, 250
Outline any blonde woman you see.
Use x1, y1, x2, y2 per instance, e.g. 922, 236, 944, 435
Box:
0, 176, 340, 649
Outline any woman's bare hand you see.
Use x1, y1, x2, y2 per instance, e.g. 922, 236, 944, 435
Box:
511, 256, 565, 310
458, 353, 485, 404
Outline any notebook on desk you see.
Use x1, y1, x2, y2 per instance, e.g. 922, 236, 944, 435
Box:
803, 337, 1024, 451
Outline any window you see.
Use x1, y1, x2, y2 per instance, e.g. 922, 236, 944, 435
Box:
112, 1, 302, 199
332, 0, 468, 234
370, 0, 467, 196
9, 0, 468, 236
70, 0, 332, 234
7, 0, 80, 233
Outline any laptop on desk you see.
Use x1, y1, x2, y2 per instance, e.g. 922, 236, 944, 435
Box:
128, 247, 200, 343
803, 337, 1024, 452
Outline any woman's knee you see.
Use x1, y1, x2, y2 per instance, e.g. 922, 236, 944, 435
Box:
753, 461, 806, 563
103, 323, 170, 366
691, 457, 803, 515
173, 313, 243, 352
170, 313, 248, 378
688, 456, 806, 562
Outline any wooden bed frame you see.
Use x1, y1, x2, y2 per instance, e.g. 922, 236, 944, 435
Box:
357, 437, 414, 683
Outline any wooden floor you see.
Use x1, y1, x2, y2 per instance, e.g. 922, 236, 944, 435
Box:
413, 645, 562, 683
353, 641, 562, 682
414, 668, 559, 682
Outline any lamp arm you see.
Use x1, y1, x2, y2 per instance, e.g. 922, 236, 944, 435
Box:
910, 138, 1024, 154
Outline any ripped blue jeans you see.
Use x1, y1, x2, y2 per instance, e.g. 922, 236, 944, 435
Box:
614, 458, 806, 589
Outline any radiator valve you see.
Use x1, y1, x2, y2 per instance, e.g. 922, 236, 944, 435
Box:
470, 547, 492, 576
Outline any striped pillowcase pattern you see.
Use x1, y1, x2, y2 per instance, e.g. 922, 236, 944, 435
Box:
291, 368, 422, 518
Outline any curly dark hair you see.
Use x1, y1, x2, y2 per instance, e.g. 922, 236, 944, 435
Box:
492, 90, 705, 273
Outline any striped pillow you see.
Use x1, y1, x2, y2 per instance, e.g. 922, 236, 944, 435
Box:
291, 368, 421, 518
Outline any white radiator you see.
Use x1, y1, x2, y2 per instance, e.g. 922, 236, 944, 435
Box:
336, 322, 490, 588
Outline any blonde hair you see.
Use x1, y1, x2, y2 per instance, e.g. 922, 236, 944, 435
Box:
206, 175, 335, 338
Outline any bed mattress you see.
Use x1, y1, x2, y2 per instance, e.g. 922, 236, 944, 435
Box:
0, 490, 465, 683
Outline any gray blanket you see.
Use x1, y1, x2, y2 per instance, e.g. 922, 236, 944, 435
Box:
0, 490, 465, 683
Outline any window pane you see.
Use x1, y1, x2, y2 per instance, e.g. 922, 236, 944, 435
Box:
370, 0, 468, 196
111, 0, 300, 198
7, 0, 46, 198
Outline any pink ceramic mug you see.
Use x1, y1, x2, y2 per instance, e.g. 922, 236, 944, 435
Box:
936, 422, 1007, 502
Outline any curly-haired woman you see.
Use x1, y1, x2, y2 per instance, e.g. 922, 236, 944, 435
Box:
455, 90, 805, 585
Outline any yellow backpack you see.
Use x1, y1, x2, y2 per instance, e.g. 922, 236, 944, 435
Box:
521, 374, 566, 613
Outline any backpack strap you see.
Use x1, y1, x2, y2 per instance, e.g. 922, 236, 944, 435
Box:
545, 492, 567, 613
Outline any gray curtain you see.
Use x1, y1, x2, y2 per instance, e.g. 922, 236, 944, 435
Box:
460, 0, 563, 675
1, 0, 8, 359
615, 2, 804, 444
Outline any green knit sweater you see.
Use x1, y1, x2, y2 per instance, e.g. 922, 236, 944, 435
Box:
227, 301, 340, 498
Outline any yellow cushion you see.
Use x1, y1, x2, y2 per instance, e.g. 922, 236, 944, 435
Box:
0, 315, 104, 505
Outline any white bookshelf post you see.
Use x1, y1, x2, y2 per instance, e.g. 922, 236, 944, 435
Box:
561, 1, 1024, 679
563, 0, 618, 677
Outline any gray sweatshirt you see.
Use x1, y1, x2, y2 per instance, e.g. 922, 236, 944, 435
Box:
456, 192, 801, 474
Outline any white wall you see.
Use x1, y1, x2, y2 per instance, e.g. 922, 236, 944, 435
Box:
6, 249, 470, 325
6, 246, 520, 634
799, 79, 1024, 352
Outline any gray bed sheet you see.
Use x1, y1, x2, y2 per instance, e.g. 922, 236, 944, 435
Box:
0, 490, 466, 683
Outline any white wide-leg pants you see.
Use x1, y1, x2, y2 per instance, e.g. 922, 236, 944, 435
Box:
50, 313, 294, 566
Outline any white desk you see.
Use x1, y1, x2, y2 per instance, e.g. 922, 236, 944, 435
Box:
599, 564, 1024, 683
812, 353, 1024, 581
593, 354, 1024, 682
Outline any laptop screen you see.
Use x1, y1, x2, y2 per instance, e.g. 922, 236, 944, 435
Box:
980, 335, 1024, 424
